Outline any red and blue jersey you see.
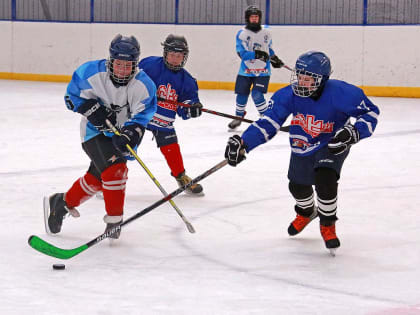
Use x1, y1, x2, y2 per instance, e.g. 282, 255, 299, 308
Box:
138, 56, 200, 132
242, 79, 380, 156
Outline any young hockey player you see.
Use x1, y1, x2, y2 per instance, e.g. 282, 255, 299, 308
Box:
228, 5, 284, 130
224, 51, 380, 254
44, 34, 157, 239
138, 34, 204, 195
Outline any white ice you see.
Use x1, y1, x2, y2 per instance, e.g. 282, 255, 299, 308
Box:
1, 80, 420, 315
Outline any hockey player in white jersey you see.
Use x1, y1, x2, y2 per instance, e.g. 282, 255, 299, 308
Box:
43, 34, 157, 239
228, 5, 284, 130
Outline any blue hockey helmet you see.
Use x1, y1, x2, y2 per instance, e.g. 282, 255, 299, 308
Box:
290, 51, 332, 97
245, 5, 262, 31
108, 34, 140, 85
162, 34, 189, 71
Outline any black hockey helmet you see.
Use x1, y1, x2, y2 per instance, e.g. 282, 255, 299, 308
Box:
245, 5, 262, 31
108, 34, 140, 85
161, 34, 189, 71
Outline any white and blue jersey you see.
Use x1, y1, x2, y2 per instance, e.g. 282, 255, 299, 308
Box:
65, 59, 157, 143
236, 26, 275, 77
242, 79, 380, 156
139, 56, 200, 132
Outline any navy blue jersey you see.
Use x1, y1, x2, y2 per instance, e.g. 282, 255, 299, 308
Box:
242, 79, 380, 156
138, 56, 200, 132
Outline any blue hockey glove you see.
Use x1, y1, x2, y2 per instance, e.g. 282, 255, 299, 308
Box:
112, 124, 144, 154
254, 50, 269, 62
270, 55, 284, 68
186, 102, 203, 118
77, 100, 116, 132
225, 135, 246, 166
328, 125, 360, 155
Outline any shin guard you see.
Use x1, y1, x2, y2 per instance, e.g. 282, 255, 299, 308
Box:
101, 163, 128, 217
160, 143, 185, 177
65, 172, 102, 208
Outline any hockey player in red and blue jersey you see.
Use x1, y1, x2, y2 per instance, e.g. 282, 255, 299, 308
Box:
225, 51, 380, 255
138, 34, 204, 195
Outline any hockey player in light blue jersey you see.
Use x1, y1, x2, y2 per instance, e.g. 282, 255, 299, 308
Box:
139, 34, 204, 195
225, 51, 380, 255
228, 5, 284, 130
44, 34, 157, 240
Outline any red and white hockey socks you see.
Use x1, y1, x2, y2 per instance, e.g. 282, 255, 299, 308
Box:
65, 172, 102, 208
160, 143, 185, 177
101, 163, 128, 217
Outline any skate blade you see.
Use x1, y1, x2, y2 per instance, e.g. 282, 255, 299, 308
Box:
43, 196, 52, 235
184, 190, 205, 197
96, 191, 104, 200
328, 248, 337, 257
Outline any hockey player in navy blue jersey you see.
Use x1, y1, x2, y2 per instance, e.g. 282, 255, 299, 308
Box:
228, 5, 284, 130
138, 34, 204, 195
44, 34, 157, 239
225, 51, 380, 254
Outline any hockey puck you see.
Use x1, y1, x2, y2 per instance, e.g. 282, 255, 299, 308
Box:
52, 264, 65, 270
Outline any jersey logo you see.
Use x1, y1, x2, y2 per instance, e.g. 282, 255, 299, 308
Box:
291, 114, 334, 138
157, 84, 178, 111
357, 100, 370, 111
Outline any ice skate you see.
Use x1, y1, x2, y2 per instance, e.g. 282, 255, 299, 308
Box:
288, 207, 318, 236
320, 221, 340, 256
104, 215, 123, 240
175, 171, 204, 196
43, 193, 79, 235
228, 118, 242, 131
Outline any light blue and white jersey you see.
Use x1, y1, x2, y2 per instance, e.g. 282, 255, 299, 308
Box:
236, 26, 275, 77
65, 59, 157, 143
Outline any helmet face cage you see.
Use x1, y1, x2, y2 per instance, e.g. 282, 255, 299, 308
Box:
107, 34, 140, 85
290, 69, 324, 97
107, 58, 138, 85
162, 35, 189, 71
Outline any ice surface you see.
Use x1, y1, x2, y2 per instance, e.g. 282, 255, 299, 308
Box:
1, 80, 419, 315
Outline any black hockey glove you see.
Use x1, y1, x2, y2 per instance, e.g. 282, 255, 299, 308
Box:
112, 124, 144, 154
225, 135, 246, 166
254, 50, 269, 62
186, 102, 203, 118
328, 125, 360, 155
270, 55, 284, 68
77, 100, 116, 132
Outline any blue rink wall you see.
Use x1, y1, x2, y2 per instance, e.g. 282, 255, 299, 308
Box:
0, 21, 419, 98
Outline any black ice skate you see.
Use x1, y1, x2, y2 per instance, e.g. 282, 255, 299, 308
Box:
175, 171, 204, 196
43, 193, 79, 235
320, 221, 340, 256
228, 118, 242, 130
103, 215, 123, 239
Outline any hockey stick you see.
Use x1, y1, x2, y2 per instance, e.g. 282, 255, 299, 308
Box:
28, 159, 228, 260
158, 98, 290, 132
106, 120, 195, 234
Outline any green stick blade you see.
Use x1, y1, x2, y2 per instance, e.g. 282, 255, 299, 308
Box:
28, 235, 88, 260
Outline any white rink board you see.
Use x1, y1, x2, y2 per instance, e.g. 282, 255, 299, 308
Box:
0, 21, 419, 87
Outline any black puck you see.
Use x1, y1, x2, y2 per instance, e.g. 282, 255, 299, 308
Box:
52, 264, 65, 270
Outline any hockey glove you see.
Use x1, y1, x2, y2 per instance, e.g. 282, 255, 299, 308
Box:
270, 55, 284, 68
112, 124, 144, 155
77, 100, 116, 132
254, 50, 269, 62
186, 102, 203, 118
328, 125, 360, 155
225, 135, 246, 166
